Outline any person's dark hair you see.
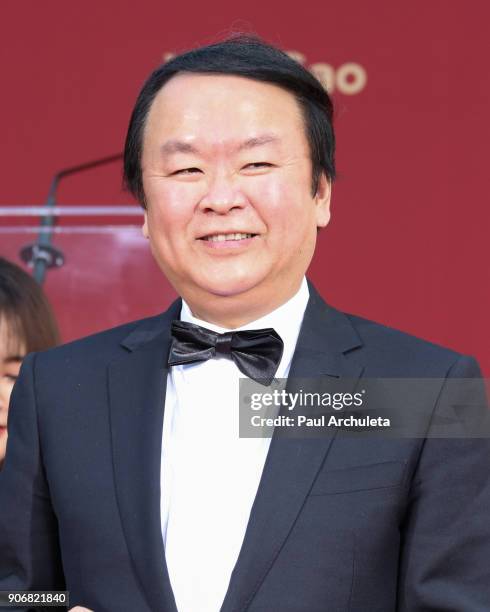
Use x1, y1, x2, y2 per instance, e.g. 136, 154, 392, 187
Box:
0, 258, 60, 353
123, 35, 335, 208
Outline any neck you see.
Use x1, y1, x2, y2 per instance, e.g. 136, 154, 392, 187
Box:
183, 278, 304, 329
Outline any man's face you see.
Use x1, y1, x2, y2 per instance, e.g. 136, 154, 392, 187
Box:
141, 73, 331, 316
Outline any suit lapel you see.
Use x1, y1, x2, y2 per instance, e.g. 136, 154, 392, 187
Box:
221, 281, 364, 612
108, 300, 181, 612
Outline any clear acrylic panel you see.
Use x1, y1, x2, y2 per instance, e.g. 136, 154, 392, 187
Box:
0, 206, 177, 344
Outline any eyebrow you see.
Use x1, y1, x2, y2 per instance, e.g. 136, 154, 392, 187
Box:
238, 134, 280, 151
160, 134, 281, 157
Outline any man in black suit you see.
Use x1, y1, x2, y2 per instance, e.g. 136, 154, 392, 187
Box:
1, 37, 489, 612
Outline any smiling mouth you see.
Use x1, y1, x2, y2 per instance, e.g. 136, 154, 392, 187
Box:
199, 232, 257, 242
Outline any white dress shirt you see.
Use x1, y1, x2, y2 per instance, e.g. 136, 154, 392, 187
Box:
161, 278, 309, 612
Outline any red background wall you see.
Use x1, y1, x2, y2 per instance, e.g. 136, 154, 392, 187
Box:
1, 0, 489, 374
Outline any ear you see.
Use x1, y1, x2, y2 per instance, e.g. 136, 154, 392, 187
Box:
314, 173, 331, 228
142, 210, 149, 239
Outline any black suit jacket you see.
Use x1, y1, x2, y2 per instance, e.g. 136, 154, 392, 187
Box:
1, 282, 489, 611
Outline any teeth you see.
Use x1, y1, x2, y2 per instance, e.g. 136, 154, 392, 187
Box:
204, 233, 254, 242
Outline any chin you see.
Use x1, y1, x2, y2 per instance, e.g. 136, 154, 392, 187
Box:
196, 271, 264, 299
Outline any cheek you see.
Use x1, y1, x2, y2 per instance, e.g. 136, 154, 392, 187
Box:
0, 381, 14, 411
250, 177, 314, 236
5, 385, 13, 409
146, 184, 197, 234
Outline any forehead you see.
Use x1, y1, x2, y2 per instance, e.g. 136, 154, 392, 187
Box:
143, 73, 307, 151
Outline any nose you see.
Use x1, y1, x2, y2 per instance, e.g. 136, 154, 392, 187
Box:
198, 172, 248, 215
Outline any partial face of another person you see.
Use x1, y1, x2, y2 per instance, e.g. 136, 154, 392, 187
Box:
141, 74, 331, 319
0, 317, 25, 465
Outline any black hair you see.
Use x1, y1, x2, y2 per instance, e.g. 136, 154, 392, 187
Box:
123, 35, 335, 208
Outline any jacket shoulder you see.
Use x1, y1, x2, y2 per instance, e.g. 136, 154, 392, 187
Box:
343, 311, 468, 376
33, 312, 169, 371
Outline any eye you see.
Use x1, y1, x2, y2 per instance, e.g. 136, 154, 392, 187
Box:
171, 167, 203, 175
243, 162, 273, 170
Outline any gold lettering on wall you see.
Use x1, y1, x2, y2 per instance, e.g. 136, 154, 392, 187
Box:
287, 51, 367, 94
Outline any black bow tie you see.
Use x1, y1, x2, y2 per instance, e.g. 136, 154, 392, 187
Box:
168, 320, 284, 386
